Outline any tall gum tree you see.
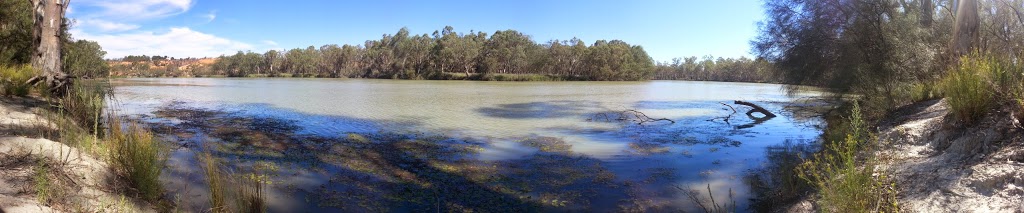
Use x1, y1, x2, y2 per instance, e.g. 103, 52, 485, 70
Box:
28, 0, 71, 95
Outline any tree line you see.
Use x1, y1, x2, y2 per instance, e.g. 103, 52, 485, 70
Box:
652, 56, 779, 83
115, 27, 657, 81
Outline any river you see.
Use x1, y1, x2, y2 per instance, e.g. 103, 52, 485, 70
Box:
109, 78, 826, 212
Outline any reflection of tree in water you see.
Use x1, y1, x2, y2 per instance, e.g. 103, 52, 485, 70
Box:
745, 139, 817, 212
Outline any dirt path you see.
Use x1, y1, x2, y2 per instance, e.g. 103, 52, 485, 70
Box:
876, 99, 1024, 212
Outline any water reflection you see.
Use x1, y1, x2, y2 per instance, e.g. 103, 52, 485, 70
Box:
108, 78, 827, 211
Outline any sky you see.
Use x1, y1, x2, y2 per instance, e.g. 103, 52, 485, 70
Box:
67, 0, 766, 62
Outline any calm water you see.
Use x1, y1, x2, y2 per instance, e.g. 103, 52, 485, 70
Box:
109, 78, 825, 212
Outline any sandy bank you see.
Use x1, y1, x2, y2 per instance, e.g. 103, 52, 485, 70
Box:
876, 99, 1024, 212
1, 98, 153, 212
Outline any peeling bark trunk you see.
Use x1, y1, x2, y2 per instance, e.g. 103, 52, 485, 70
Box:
951, 0, 979, 56
27, 0, 72, 96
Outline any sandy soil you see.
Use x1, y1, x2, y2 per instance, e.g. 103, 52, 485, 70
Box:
0, 98, 153, 212
876, 99, 1024, 212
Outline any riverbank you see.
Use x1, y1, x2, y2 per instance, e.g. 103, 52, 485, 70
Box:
0, 97, 154, 212
112, 72, 610, 82
875, 99, 1023, 212
779, 98, 1024, 212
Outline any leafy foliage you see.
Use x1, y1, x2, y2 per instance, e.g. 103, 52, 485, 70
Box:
63, 40, 110, 78
653, 56, 778, 83
754, 0, 945, 110
0, 0, 33, 65
797, 102, 897, 212
0, 64, 35, 96
112, 27, 655, 81
942, 54, 995, 124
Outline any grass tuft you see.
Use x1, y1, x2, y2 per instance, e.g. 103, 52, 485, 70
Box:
200, 148, 267, 213
34, 160, 51, 203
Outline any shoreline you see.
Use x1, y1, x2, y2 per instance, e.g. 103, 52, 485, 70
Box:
0, 97, 154, 212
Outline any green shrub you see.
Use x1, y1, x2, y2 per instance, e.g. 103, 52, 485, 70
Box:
0, 64, 36, 96
107, 120, 165, 201
58, 82, 107, 136
941, 55, 995, 124
798, 102, 897, 212
909, 82, 941, 102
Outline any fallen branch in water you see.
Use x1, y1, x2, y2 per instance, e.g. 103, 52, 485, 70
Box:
734, 101, 776, 118
623, 110, 675, 124
588, 109, 675, 124
708, 102, 738, 124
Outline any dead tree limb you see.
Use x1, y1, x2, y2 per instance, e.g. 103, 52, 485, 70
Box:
623, 110, 675, 124
734, 101, 776, 118
708, 102, 738, 124
720, 102, 737, 114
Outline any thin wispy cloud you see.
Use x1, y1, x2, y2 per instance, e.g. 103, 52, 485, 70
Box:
75, 0, 194, 20
72, 27, 253, 58
78, 19, 140, 32
203, 10, 217, 23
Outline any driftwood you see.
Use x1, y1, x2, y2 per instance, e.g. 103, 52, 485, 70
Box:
734, 101, 776, 118
708, 102, 738, 124
589, 109, 675, 125
708, 101, 777, 129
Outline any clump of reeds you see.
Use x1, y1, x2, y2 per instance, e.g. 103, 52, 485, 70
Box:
106, 117, 166, 201
199, 148, 267, 213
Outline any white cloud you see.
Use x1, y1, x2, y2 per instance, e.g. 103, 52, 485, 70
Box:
261, 40, 279, 46
203, 11, 217, 23
73, 27, 253, 59
78, 19, 140, 32
75, 0, 193, 20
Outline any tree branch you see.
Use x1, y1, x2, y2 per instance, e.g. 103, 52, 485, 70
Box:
734, 101, 777, 118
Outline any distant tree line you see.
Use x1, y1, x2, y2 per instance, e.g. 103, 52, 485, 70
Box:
652, 56, 779, 83
113, 27, 656, 81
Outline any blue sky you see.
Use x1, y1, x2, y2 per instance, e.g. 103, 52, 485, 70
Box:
67, 0, 765, 62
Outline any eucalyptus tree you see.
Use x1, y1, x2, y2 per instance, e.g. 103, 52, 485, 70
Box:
285, 46, 320, 77
264, 50, 282, 76
481, 30, 534, 74
27, 0, 73, 95
319, 44, 343, 77
62, 39, 109, 78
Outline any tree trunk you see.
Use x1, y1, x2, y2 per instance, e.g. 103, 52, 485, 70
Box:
920, 0, 933, 27
951, 0, 979, 56
28, 0, 72, 96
